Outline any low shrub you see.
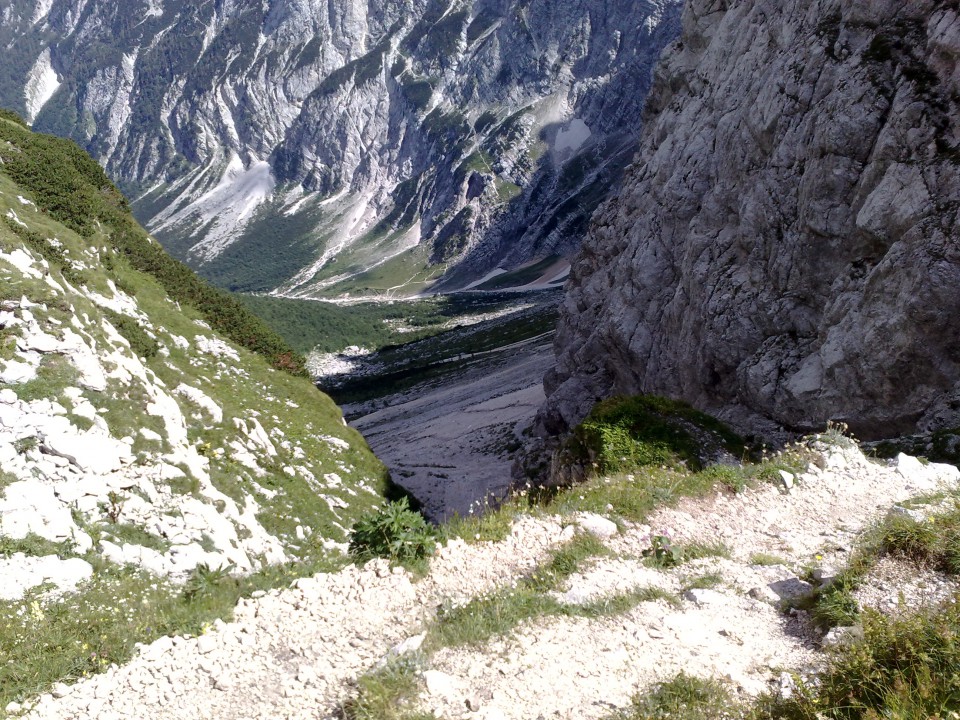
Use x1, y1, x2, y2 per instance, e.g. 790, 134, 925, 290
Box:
348, 498, 437, 565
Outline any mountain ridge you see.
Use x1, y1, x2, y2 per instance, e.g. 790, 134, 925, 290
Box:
2, 0, 682, 297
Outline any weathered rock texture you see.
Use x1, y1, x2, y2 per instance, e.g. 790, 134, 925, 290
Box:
1, 0, 681, 296
543, 0, 960, 440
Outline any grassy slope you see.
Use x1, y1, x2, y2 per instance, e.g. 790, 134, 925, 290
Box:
0, 112, 396, 705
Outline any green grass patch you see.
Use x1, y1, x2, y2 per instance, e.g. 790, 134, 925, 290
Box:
339, 655, 437, 720
526, 532, 609, 592
101, 523, 172, 554
425, 536, 666, 651
556, 395, 747, 484
442, 500, 519, 545
618, 673, 739, 720
0, 534, 76, 558
11, 354, 77, 403
761, 597, 960, 719
679, 541, 732, 562
0, 551, 349, 709
750, 553, 789, 567
681, 573, 724, 593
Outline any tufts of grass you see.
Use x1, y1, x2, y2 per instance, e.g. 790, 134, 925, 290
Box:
618, 673, 740, 720
442, 496, 521, 545
750, 553, 789, 567
574, 587, 683, 617
810, 581, 860, 630
539, 443, 814, 528
427, 585, 561, 649
338, 655, 437, 720
526, 531, 609, 592
877, 514, 939, 565
681, 573, 724, 593
0, 534, 76, 558
102, 523, 172, 554
816, 421, 857, 450
762, 597, 960, 719
556, 395, 747, 481
680, 542, 732, 562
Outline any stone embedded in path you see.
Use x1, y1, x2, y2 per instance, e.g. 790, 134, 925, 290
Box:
766, 578, 814, 602
682, 588, 726, 606
576, 513, 619, 539
422, 670, 463, 700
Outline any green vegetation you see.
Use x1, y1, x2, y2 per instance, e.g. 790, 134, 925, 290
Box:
0, 553, 349, 710
0, 107, 28, 128
348, 499, 438, 570
102, 308, 160, 359
556, 395, 747, 484
339, 655, 436, 720
616, 673, 739, 720
241, 291, 547, 355
537, 444, 813, 525
0, 111, 397, 710
0, 120, 306, 375
761, 597, 960, 719
475, 256, 564, 291
329, 295, 560, 406
526, 532, 610, 593
750, 553, 789, 567
790, 504, 960, 633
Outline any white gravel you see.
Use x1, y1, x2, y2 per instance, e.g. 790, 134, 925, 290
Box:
17, 445, 960, 720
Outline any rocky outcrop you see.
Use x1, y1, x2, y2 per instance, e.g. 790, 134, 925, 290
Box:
2, 0, 681, 296
543, 0, 960, 441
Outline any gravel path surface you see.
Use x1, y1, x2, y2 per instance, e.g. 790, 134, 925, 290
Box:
17, 445, 959, 720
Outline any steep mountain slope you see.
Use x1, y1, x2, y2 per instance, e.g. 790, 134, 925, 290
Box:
543, 0, 960, 441
0, 111, 390, 600
1, 0, 681, 297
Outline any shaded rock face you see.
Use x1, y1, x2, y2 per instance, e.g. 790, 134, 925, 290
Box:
1, 0, 681, 295
543, 0, 960, 441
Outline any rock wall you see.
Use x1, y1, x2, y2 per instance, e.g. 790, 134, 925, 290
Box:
542, 0, 960, 441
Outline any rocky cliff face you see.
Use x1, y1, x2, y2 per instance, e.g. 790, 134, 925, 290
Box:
0, 115, 389, 600
543, 0, 960, 441
1, 0, 680, 296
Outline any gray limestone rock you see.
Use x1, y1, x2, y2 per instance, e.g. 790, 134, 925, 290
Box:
542, 0, 960, 441
3, 0, 683, 294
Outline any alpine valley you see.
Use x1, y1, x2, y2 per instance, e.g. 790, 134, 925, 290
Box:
1, 0, 681, 297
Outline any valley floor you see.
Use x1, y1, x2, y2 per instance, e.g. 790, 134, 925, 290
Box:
346, 336, 554, 521
15, 444, 959, 720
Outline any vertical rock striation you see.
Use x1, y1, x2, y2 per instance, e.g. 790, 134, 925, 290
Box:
1, 0, 682, 295
543, 0, 960, 440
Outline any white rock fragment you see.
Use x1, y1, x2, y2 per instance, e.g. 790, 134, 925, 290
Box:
175, 383, 224, 423
576, 512, 619, 538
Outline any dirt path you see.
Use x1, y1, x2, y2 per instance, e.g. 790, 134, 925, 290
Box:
19, 445, 959, 720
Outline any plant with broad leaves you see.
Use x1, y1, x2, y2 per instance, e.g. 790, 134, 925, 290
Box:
349, 498, 437, 565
